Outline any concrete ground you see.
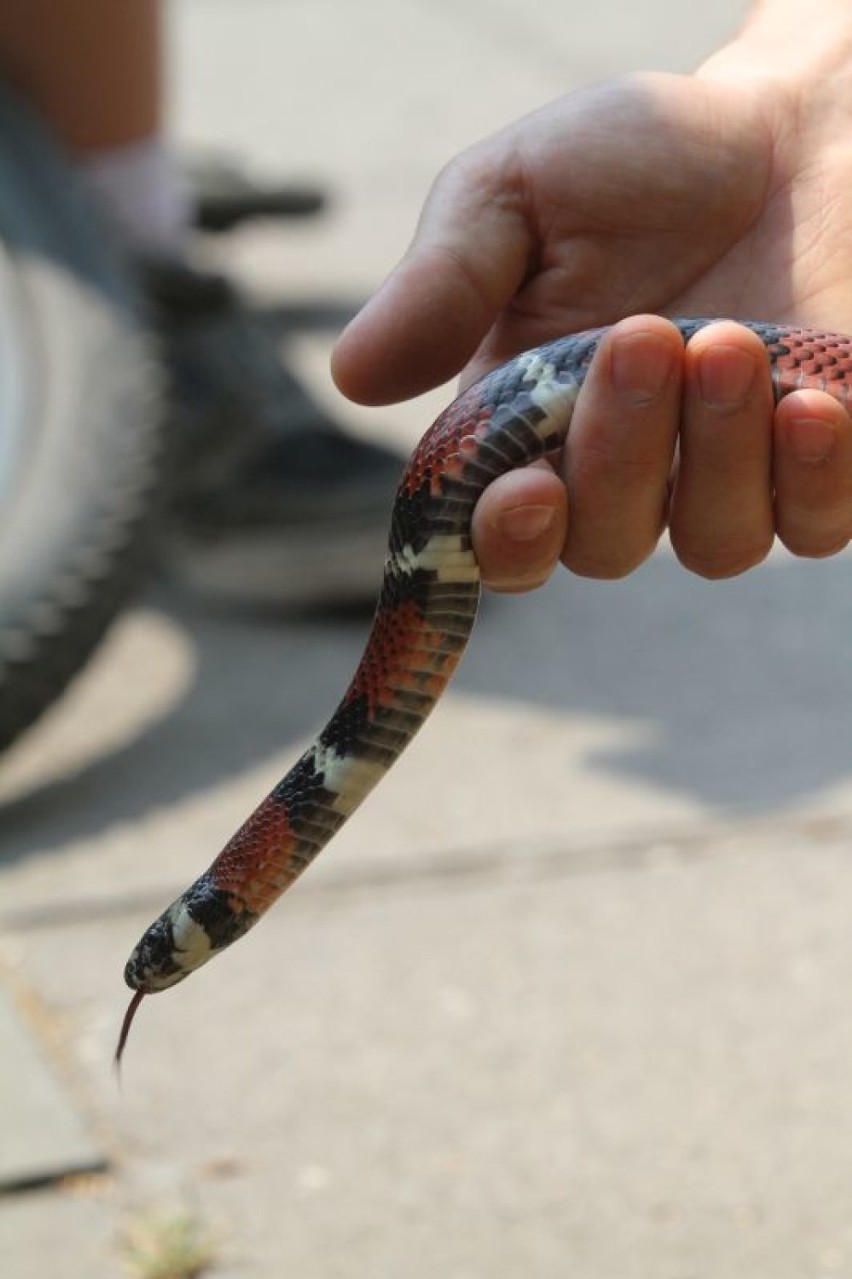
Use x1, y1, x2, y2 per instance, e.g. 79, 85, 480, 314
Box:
9, 1, 852, 1275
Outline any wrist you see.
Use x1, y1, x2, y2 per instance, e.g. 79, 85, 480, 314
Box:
699, 0, 852, 83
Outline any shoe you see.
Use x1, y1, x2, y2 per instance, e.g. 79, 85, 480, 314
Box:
142, 260, 404, 609
184, 155, 327, 232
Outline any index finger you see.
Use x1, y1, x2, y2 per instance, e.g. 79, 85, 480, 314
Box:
330, 147, 533, 405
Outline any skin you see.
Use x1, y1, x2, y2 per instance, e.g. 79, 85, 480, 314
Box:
0, 0, 161, 152
4, 1, 850, 591
332, 0, 852, 591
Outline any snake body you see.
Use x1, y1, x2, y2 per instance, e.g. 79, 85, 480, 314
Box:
117, 317, 852, 1055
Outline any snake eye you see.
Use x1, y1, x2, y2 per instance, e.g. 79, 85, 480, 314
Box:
123, 911, 185, 992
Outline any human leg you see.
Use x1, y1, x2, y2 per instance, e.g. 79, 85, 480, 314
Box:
0, 1, 401, 608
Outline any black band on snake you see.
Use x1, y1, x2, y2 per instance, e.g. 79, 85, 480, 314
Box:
116, 317, 852, 1062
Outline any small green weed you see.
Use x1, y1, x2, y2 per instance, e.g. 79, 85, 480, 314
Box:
120, 1208, 217, 1279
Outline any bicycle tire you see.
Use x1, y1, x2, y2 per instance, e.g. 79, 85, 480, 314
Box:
0, 81, 162, 753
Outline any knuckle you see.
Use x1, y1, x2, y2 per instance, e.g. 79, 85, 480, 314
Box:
486, 572, 554, 594
673, 533, 773, 580
563, 542, 654, 581
776, 496, 852, 558
566, 559, 635, 581
778, 525, 851, 559
479, 542, 560, 591
571, 441, 665, 493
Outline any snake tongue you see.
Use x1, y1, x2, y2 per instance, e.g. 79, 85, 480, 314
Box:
114, 989, 146, 1072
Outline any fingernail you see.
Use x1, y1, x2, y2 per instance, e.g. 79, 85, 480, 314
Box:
698, 346, 756, 409
497, 504, 556, 542
611, 332, 675, 404
787, 416, 837, 464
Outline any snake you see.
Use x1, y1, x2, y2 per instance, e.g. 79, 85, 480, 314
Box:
116, 317, 852, 1061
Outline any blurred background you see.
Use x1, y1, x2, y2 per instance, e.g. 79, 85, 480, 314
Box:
8, 2, 852, 1276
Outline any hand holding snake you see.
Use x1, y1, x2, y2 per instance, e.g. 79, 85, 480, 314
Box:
118, 1, 852, 1057
335, 11, 852, 582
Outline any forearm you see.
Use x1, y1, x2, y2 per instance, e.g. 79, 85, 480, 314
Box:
700, 0, 852, 80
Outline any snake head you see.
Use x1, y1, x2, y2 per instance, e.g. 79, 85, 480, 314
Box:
123, 875, 258, 993
123, 902, 195, 993
117, 877, 252, 1067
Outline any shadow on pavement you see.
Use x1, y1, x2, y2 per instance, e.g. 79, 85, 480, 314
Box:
1, 549, 851, 863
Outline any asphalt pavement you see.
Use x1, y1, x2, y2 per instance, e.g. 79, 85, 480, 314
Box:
12, 2, 852, 1276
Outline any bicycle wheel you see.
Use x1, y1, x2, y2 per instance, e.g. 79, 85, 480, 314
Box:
0, 81, 162, 752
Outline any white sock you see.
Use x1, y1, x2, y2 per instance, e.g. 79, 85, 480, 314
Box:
78, 136, 192, 261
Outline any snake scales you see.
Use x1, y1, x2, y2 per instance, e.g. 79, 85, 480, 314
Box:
116, 317, 852, 1060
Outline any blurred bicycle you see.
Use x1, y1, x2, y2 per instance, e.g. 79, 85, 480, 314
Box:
0, 79, 161, 752
0, 78, 356, 754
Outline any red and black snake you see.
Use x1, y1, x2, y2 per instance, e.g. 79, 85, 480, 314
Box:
116, 318, 852, 1059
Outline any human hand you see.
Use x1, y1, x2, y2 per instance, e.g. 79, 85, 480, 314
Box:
332, 6, 852, 588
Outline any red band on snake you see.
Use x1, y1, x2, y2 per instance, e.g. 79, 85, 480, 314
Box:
116, 318, 852, 1059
